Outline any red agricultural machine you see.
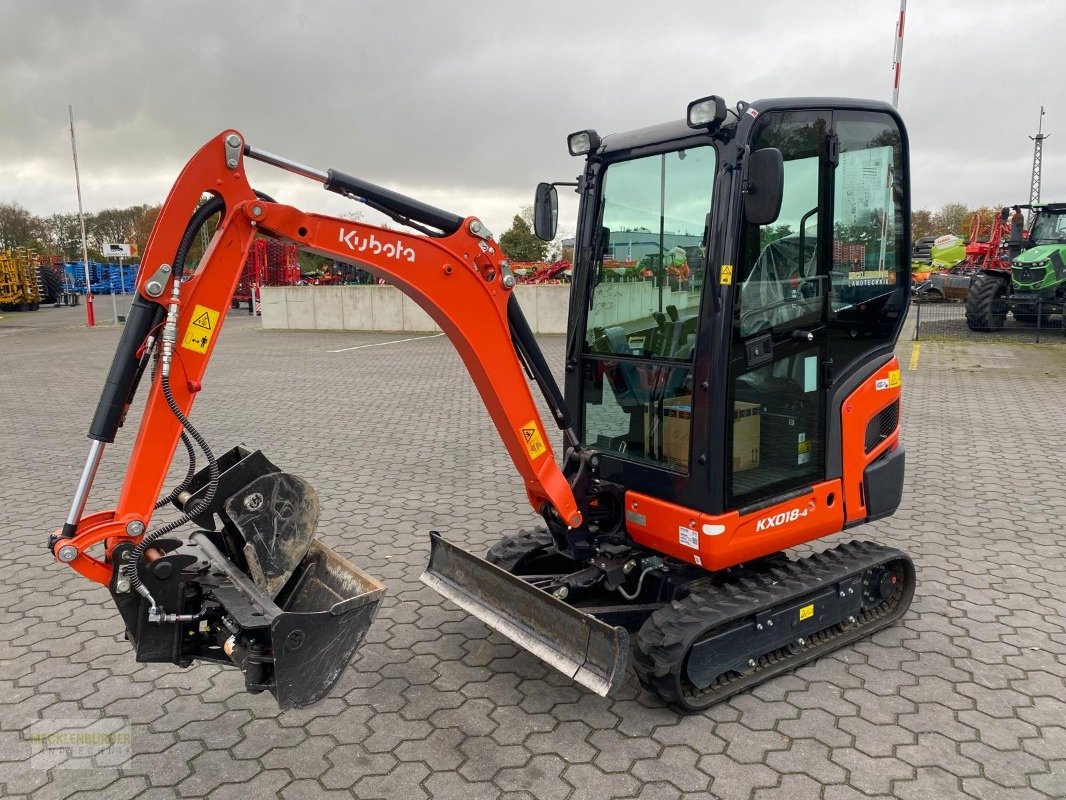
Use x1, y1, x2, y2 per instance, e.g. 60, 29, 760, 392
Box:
913, 208, 1021, 303
231, 239, 301, 308
511, 259, 573, 283
958, 208, 1020, 274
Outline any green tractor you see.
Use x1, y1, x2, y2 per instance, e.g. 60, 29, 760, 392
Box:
965, 203, 1066, 331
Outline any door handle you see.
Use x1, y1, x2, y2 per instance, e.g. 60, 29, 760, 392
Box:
790, 325, 825, 342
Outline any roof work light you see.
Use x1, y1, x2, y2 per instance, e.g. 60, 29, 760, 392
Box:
567, 130, 601, 156
687, 96, 727, 130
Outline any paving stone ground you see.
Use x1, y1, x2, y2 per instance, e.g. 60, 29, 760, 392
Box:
0, 304, 1063, 799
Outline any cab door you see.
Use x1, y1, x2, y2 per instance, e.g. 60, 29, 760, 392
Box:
725, 105, 909, 513
726, 110, 833, 508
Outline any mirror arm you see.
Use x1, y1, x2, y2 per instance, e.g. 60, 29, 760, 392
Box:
739, 146, 753, 195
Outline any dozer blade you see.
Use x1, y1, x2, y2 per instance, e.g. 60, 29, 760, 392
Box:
420, 531, 628, 697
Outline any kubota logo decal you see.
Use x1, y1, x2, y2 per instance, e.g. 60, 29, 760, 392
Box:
754, 500, 816, 532
339, 229, 416, 262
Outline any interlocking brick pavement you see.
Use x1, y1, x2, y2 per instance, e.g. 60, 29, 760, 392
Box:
0, 306, 1063, 799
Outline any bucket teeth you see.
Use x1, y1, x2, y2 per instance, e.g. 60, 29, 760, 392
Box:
421, 531, 628, 697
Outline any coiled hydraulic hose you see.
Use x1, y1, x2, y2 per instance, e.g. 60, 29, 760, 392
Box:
122, 190, 279, 622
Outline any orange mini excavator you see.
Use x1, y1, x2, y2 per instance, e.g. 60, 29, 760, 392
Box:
52, 95, 914, 710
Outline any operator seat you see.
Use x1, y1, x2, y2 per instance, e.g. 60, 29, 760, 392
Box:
591, 326, 651, 410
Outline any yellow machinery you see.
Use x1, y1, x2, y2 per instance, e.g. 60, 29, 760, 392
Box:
0, 248, 43, 310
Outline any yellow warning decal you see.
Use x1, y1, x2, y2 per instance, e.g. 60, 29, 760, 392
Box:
520, 419, 547, 460
720, 264, 734, 285
181, 304, 220, 354
887, 368, 901, 388
799, 603, 814, 621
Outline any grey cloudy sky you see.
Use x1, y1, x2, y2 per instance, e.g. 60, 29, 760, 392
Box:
1, 0, 1063, 237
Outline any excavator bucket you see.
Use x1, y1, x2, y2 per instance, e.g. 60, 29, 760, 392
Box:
421, 531, 628, 697
191, 533, 385, 709
109, 448, 385, 709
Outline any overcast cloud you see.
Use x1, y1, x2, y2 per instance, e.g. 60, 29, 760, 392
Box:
1, 0, 1063, 236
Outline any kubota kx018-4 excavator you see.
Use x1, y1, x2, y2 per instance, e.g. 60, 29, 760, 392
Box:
51, 95, 913, 711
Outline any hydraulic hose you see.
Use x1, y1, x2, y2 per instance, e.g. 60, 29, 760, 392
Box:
172, 195, 226, 280
123, 373, 218, 621
123, 189, 276, 620
616, 564, 664, 601
154, 431, 196, 511
122, 195, 227, 620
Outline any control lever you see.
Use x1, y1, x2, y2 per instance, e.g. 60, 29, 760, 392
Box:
792, 329, 815, 342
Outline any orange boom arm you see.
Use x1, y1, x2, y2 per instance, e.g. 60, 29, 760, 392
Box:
52, 130, 580, 585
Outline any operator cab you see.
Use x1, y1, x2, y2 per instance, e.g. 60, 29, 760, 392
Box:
536, 96, 910, 518
1028, 204, 1066, 245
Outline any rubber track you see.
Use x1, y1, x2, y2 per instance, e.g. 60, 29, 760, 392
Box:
485, 528, 555, 571
632, 540, 914, 710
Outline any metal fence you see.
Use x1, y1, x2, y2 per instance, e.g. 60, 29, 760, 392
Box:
912, 297, 1066, 343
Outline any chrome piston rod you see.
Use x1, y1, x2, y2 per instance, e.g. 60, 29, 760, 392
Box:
64, 439, 106, 530
243, 145, 328, 183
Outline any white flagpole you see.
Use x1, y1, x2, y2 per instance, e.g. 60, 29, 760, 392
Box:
69, 105, 95, 326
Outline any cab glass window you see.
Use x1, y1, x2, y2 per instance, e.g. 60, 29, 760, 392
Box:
730, 111, 830, 503
585, 147, 715, 361
830, 117, 904, 311
828, 112, 908, 373
736, 112, 829, 338
580, 146, 716, 470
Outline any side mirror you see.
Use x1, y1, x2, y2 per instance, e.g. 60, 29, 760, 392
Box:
533, 182, 558, 241
743, 148, 784, 226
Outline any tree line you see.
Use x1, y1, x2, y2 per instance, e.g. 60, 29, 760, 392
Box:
0, 197, 1013, 264
0, 200, 159, 261
910, 202, 1009, 242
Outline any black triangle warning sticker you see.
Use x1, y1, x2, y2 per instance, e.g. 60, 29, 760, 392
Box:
522, 428, 535, 441
192, 311, 213, 330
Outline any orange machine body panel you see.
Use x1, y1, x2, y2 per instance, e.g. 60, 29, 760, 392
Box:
623, 357, 902, 570
840, 356, 903, 523
625, 480, 845, 571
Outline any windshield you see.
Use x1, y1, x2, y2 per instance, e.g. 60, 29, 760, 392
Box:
584, 147, 716, 361
578, 145, 716, 470
1030, 211, 1066, 244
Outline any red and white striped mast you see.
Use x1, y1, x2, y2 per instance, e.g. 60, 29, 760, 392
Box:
891, 0, 907, 108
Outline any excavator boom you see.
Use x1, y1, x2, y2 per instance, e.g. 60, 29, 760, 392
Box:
50, 130, 587, 706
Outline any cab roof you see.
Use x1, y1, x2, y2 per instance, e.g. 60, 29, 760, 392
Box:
599, 120, 698, 156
